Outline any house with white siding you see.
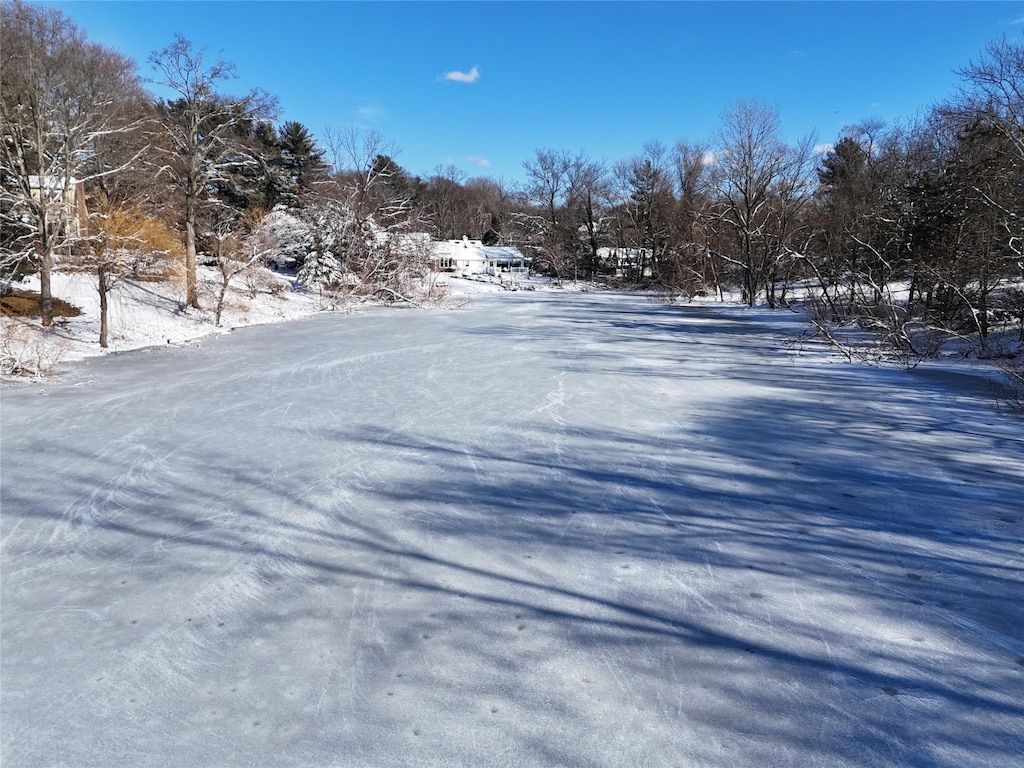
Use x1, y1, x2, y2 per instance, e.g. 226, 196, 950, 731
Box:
431, 236, 530, 276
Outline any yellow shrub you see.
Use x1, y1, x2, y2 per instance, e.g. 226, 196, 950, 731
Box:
90, 204, 186, 281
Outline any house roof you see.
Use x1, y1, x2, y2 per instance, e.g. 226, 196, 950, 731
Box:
432, 237, 526, 262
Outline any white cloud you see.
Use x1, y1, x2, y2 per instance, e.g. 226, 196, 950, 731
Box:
444, 66, 481, 84
700, 150, 717, 167
464, 155, 491, 167
1012, 16, 1024, 24
357, 105, 385, 121
813, 143, 835, 155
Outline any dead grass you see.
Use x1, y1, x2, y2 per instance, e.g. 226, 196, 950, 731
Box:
1, 289, 82, 319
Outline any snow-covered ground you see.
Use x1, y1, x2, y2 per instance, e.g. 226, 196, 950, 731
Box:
0, 267, 518, 376
2, 289, 1022, 767
2, 268, 327, 368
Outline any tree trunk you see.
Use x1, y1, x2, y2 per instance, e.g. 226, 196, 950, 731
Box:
183, 177, 200, 309
742, 265, 754, 307
98, 263, 109, 348
979, 271, 989, 342
185, 217, 199, 309
215, 282, 227, 327
39, 244, 54, 327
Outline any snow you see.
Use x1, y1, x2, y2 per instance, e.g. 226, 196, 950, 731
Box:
2, 289, 1022, 767
5, 267, 323, 366
0, 266, 537, 382
1, 269, 521, 374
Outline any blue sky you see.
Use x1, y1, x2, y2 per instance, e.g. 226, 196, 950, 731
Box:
42, 1, 1024, 184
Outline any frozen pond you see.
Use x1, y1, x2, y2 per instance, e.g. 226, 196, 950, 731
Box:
2, 291, 1022, 767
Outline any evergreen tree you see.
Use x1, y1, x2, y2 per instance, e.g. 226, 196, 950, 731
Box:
297, 227, 343, 295
481, 213, 501, 246
276, 121, 326, 205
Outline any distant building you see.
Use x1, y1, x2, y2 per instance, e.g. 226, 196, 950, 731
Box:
27, 175, 88, 239
431, 236, 530, 276
597, 246, 653, 278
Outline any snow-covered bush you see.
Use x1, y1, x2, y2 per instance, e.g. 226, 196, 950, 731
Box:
297, 237, 344, 296
250, 208, 313, 271
256, 197, 445, 306
0, 321, 69, 378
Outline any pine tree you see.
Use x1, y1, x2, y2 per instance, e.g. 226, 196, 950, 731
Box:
276, 121, 326, 205
297, 205, 345, 295
297, 233, 343, 296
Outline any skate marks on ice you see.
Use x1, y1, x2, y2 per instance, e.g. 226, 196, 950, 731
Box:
1, 292, 1022, 767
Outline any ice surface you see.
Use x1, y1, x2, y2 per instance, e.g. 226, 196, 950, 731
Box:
2, 291, 1022, 767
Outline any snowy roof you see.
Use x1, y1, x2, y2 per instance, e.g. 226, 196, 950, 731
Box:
432, 237, 526, 262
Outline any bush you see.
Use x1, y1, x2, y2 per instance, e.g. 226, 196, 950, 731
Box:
0, 321, 70, 378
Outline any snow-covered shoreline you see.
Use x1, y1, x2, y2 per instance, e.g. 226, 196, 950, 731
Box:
0, 267, 517, 378
4, 268, 1021, 415
4, 268, 315, 365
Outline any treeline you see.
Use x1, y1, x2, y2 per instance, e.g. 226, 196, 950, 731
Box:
2, 0, 1022, 361
501, 47, 1023, 360
0, 0, 447, 340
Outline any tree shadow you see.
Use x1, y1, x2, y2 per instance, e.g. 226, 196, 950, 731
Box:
2, 292, 1023, 767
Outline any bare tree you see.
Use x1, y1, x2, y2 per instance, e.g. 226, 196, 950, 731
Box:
322, 126, 415, 226
422, 164, 468, 240
207, 208, 271, 326
907, 113, 1022, 346
88, 201, 183, 347
463, 176, 511, 244
952, 37, 1024, 162
765, 133, 817, 306
565, 156, 612, 278
708, 100, 790, 305
1, 0, 147, 325
612, 141, 675, 282
523, 149, 573, 276
148, 34, 278, 309
314, 127, 432, 301
671, 141, 717, 296
938, 38, 1024, 339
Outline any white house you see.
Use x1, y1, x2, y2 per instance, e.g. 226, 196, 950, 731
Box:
26, 175, 88, 239
431, 236, 530, 276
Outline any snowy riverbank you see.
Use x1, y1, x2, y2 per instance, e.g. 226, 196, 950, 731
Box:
0, 267, 515, 377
